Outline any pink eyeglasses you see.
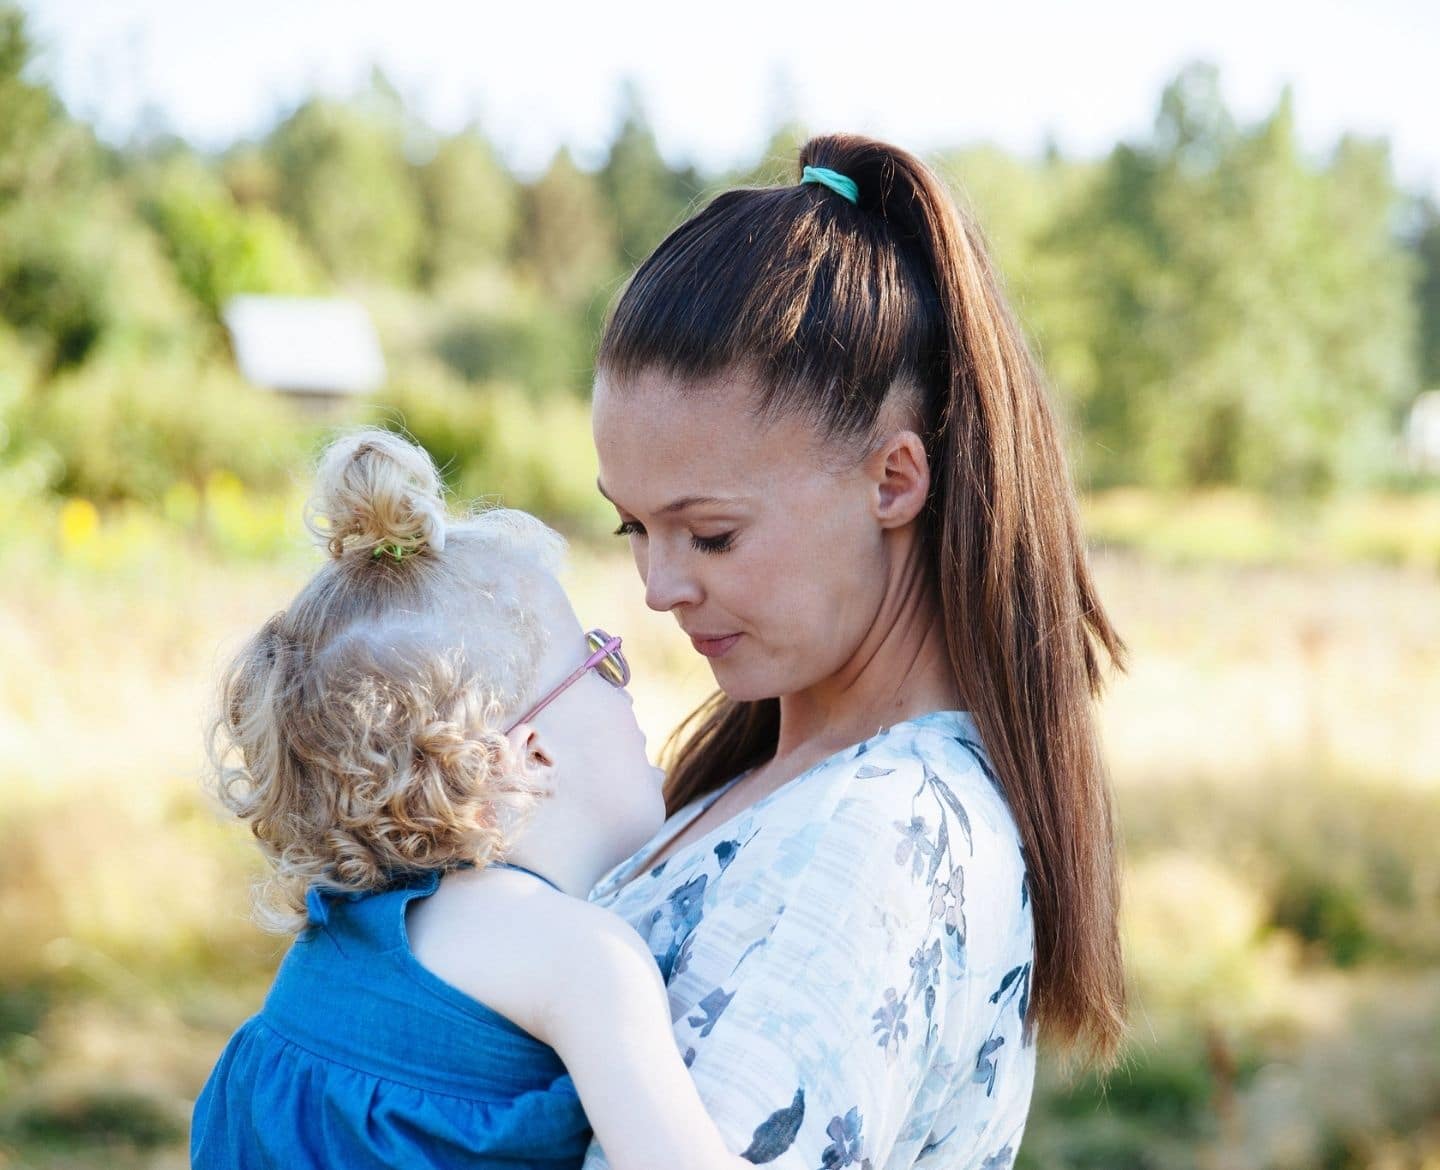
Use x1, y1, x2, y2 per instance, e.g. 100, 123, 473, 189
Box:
505, 629, 630, 733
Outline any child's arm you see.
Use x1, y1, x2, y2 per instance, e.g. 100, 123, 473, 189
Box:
535, 904, 749, 1170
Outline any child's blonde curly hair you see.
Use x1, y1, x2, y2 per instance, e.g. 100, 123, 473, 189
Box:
208, 428, 564, 934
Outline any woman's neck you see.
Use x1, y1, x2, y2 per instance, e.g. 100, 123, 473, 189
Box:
771, 550, 962, 776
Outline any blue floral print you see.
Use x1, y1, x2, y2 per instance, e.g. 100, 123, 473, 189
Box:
689, 987, 736, 1038
871, 987, 909, 1060
820, 1108, 869, 1169
582, 712, 1035, 1170
741, 1089, 806, 1163
648, 873, 708, 975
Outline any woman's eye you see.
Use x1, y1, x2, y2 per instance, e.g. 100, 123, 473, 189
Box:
613, 520, 645, 538
691, 532, 735, 554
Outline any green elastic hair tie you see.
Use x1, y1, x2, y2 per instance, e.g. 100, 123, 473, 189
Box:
801, 165, 859, 205
372, 542, 407, 562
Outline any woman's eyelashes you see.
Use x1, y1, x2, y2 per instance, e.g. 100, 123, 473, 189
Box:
691, 531, 735, 554
611, 519, 735, 555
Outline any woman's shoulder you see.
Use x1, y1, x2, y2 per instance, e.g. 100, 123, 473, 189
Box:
826, 711, 1013, 821
814, 711, 1029, 899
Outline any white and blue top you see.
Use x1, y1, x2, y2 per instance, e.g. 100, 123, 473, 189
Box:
582, 710, 1036, 1170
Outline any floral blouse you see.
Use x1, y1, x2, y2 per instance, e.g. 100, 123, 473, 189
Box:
581, 711, 1036, 1170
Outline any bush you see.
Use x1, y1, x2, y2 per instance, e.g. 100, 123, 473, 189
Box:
1120, 777, 1440, 967
0, 203, 114, 371
23, 352, 318, 506
4, 1085, 186, 1148
431, 297, 596, 398
138, 156, 325, 324
367, 361, 611, 535
0, 326, 60, 498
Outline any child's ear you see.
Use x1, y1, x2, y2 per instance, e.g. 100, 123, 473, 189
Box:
505, 724, 556, 795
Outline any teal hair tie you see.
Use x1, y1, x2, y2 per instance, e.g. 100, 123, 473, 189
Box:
801, 165, 859, 205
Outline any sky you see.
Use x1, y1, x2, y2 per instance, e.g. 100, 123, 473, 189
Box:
17, 0, 1440, 197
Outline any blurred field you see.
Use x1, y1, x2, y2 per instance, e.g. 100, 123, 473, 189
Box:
1, 496, 1437, 1170
3, 8, 1439, 1162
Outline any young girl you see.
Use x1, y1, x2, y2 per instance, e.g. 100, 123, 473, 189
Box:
191, 429, 751, 1169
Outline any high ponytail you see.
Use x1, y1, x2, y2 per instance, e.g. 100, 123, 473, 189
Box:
598, 133, 1128, 1068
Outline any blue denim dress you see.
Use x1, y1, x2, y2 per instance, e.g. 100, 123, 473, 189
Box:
192, 870, 590, 1169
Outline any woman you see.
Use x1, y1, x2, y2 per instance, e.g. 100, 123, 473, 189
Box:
583, 134, 1126, 1169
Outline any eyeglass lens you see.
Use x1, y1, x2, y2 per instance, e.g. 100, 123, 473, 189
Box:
586, 629, 629, 687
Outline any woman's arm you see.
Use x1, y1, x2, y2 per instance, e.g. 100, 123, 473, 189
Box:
538, 905, 750, 1170
580, 748, 1037, 1170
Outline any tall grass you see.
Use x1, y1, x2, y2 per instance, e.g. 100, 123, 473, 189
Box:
1, 505, 1437, 1168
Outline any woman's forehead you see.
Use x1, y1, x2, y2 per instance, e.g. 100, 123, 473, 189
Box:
594, 365, 759, 429
592, 369, 829, 499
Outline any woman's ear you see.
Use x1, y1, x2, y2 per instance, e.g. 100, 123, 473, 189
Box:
505, 723, 557, 797
866, 430, 931, 529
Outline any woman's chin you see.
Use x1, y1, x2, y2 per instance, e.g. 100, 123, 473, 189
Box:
711, 668, 782, 705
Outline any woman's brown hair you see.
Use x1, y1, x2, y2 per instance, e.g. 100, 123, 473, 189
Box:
596, 133, 1128, 1068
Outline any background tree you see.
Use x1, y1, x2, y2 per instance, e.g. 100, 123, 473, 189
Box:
516, 145, 617, 304
263, 72, 426, 284
137, 155, 324, 327
417, 122, 521, 285
1410, 198, 1440, 392
597, 81, 701, 265
1052, 63, 1416, 495
0, 4, 116, 372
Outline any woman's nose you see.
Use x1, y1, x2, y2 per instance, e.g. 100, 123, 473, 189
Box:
642, 548, 703, 613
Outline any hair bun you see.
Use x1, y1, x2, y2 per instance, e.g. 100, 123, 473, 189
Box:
306, 428, 448, 560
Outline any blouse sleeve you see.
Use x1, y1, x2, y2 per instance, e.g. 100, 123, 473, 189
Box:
581, 746, 1036, 1170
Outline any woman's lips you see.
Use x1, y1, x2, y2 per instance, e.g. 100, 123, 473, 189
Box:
689, 633, 741, 659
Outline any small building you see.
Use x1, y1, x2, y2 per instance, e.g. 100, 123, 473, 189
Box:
1404, 390, 1440, 474
223, 295, 386, 412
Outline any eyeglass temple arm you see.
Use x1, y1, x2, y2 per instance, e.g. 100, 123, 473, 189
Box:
504, 636, 620, 733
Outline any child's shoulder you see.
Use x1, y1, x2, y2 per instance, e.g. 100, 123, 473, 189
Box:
415, 872, 654, 1044
527, 894, 658, 994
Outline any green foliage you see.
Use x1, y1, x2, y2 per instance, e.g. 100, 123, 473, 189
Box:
0, 325, 58, 497
417, 124, 521, 283
1052, 65, 1418, 495
1120, 775, 1440, 967
0, 201, 111, 370
0, 31, 1436, 512
598, 82, 702, 265
138, 155, 324, 323
431, 284, 596, 397
1411, 197, 1440, 388
1270, 874, 1373, 966
517, 146, 618, 304
264, 80, 427, 283
5, 1087, 185, 1148
367, 361, 611, 535
1082, 488, 1440, 570
0, 191, 202, 376
0, 3, 67, 203
0, 7, 121, 373
24, 352, 316, 504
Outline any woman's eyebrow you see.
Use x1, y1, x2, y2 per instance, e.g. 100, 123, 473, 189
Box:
595, 480, 739, 516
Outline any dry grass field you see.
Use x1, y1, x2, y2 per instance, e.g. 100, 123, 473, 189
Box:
1, 508, 1436, 1169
